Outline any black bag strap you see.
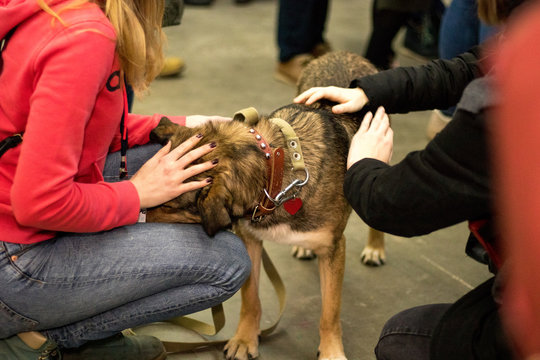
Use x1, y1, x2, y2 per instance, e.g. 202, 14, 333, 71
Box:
1, 27, 16, 75
0, 134, 23, 158
119, 84, 129, 179
0, 27, 23, 160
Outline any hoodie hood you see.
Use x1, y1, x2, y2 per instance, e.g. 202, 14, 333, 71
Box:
0, 0, 65, 39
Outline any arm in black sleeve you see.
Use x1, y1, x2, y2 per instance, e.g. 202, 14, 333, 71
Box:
343, 107, 491, 237
352, 46, 483, 115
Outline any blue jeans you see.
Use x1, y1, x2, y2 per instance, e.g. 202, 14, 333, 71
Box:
438, 0, 499, 116
375, 304, 450, 360
0, 144, 251, 349
277, 0, 328, 62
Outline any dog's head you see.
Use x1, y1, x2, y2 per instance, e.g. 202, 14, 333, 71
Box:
147, 117, 267, 236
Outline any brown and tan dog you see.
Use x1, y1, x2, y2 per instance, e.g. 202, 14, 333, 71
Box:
148, 51, 385, 360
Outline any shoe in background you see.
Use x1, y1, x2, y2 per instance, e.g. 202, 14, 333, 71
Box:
274, 42, 331, 86
274, 53, 314, 86
159, 56, 186, 77
185, 0, 213, 5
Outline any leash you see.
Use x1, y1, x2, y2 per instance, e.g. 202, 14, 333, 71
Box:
126, 247, 286, 352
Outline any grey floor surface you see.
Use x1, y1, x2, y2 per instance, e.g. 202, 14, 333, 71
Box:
131, 1, 492, 359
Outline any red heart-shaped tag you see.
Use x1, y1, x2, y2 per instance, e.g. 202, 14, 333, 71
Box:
283, 197, 303, 215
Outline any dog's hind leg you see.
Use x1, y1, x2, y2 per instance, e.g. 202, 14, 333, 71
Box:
315, 233, 347, 360
360, 227, 386, 266
224, 225, 263, 360
291, 245, 316, 260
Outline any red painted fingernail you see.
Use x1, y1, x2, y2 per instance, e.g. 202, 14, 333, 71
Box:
209, 142, 217, 148
196, 133, 203, 138
206, 177, 213, 183
211, 159, 219, 165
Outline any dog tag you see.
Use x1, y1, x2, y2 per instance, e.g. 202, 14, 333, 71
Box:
284, 197, 303, 215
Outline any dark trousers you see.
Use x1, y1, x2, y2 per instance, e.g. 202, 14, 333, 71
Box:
277, 0, 329, 62
365, 0, 411, 70
375, 304, 449, 360
375, 278, 514, 360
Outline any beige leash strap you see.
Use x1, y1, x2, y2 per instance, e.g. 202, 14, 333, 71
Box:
127, 247, 286, 353
166, 303, 225, 336
259, 245, 286, 337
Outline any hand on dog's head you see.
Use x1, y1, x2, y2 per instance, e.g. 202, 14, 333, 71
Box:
149, 117, 247, 236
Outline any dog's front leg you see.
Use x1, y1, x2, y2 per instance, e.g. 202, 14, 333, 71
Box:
316, 234, 347, 360
224, 225, 263, 360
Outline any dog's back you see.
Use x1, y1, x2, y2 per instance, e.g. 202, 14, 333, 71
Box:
297, 51, 378, 95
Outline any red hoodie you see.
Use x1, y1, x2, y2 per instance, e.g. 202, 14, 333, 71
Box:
494, 1, 540, 356
0, 0, 185, 244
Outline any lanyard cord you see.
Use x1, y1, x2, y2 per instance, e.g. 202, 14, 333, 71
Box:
0, 27, 16, 75
119, 86, 129, 179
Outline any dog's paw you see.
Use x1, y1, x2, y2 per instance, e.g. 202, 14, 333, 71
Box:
224, 336, 259, 360
360, 245, 386, 266
317, 351, 348, 360
291, 245, 316, 260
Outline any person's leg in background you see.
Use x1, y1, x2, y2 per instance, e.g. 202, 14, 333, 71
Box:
401, 0, 445, 61
159, 0, 186, 78
275, 0, 330, 85
365, 0, 440, 70
438, 0, 479, 60
364, 0, 411, 70
427, 0, 499, 139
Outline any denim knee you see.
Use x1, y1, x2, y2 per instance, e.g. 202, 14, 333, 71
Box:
213, 230, 251, 294
374, 304, 450, 360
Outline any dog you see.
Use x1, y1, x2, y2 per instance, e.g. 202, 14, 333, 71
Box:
147, 51, 385, 360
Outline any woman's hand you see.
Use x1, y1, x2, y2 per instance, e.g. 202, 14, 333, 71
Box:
293, 86, 369, 114
130, 134, 218, 209
347, 106, 393, 169
185, 115, 231, 127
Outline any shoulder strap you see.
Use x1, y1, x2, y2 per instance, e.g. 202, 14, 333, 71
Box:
0, 27, 23, 159
0, 134, 23, 158
1, 27, 17, 75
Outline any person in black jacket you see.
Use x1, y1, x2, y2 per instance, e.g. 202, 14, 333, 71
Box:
294, 1, 530, 358
297, 47, 486, 237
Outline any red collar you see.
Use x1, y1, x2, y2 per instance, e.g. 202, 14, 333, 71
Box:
246, 127, 285, 221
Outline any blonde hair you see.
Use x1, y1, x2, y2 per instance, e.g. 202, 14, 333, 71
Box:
37, 0, 165, 96
477, 0, 527, 25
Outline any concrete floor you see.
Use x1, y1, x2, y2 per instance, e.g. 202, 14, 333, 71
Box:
132, 0, 492, 358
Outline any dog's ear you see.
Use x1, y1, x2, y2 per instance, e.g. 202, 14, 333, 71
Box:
197, 183, 233, 237
150, 117, 179, 145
